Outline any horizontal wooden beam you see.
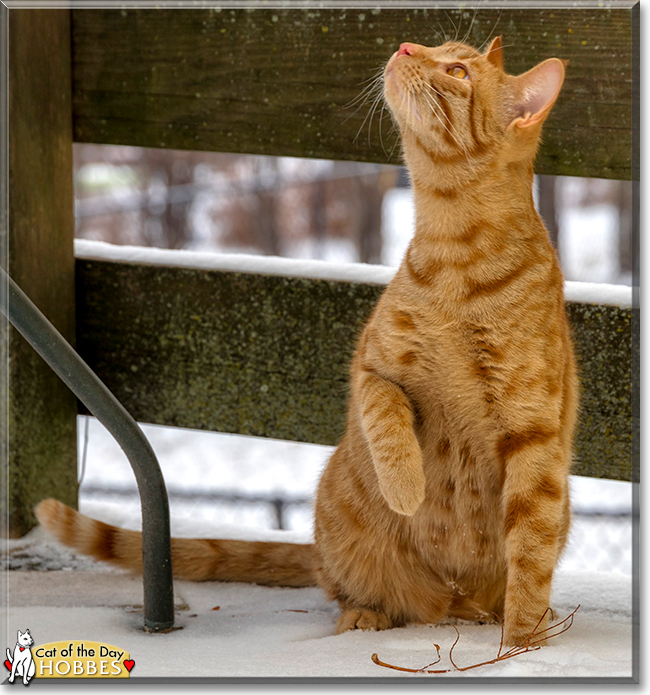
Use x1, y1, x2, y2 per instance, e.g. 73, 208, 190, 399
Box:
71, 6, 635, 180
76, 258, 633, 482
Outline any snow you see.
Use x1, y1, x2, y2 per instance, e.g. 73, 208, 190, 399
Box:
560, 205, 620, 284
563, 281, 632, 310
74, 238, 395, 287
75, 239, 633, 308
381, 187, 415, 267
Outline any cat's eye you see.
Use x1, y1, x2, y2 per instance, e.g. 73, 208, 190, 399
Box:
447, 65, 468, 79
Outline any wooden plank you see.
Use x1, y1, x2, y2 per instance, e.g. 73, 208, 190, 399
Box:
2, 10, 78, 536
70, 5, 635, 180
76, 260, 633, 482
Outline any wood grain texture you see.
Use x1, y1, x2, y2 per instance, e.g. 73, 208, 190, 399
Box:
76, 260, 633, 482
4, 9, 78, 536
70, 6, 634, 179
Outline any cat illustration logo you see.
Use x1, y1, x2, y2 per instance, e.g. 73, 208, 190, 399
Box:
12, 640, 134, 679
5, 629, 35, 685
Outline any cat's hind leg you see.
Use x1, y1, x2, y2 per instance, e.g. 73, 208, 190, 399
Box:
335, 605, 392, 634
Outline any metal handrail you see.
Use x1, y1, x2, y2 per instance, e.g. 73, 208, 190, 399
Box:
0, 266, 174, 631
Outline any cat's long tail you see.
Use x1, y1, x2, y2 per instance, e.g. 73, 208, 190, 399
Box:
35, 499, 316, 587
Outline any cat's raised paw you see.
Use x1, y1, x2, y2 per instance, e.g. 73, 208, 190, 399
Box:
336, 608, 390, 634
381, 472, 426, 516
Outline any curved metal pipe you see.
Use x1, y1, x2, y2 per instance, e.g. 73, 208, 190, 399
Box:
0, 266, 174, 631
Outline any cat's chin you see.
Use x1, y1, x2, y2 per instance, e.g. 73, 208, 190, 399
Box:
383, 71, 403, 111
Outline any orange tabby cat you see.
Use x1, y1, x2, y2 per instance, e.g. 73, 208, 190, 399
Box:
36, 36, 577, 647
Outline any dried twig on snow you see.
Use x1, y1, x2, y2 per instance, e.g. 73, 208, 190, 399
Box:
371, 605, 580, 674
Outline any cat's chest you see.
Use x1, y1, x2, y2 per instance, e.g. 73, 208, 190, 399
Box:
377, 305, 510, 396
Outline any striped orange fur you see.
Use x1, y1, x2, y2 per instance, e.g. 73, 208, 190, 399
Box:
36, 37, 577, 647
35, 498, 315, 586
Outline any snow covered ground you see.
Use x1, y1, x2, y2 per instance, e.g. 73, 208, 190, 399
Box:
5, 563, 633, 680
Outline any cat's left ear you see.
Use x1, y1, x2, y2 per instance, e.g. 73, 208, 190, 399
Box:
509, 58, 566, 129
484, 36, 504, 70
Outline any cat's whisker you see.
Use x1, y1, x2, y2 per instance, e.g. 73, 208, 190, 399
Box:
366, 90, 387, 147
479, 7, 504, 53
345, 68, 386, 106
359, 65, 388, 81
420, 90, 466, 159
348, 74, 387, 142
359, 80, 391, 147
445, 9, 460, 43
377, 102, 393, 158
488, 42, 515, 54
344, 74, 384, 113
406, 91, 417, 129
387, 136, 400, 161
426, 22, 447, 46
407, 90, 423, 127
461, 2, 481, 46
343, 90, 383, 128
353, 87, 385, 146
437, 20, 450, 44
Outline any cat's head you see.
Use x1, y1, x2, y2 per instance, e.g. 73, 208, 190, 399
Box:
17, 630, 33, 647
383, 37, 565, 188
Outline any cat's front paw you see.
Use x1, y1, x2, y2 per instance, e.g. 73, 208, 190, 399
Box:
504, 629, 548, 648
504, 617, 550, 648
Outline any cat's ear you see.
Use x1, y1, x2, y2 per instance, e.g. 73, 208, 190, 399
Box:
509, 58, 566, 129
484, 36, 504, 70
17, 630, 22, 639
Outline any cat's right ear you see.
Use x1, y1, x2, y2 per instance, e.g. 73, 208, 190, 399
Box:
508, 58, 566, 129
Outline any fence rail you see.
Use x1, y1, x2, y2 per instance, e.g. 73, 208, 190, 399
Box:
76, 257, 633, 482
71, 6, 635, 179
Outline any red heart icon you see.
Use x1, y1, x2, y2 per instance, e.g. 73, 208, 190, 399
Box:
4, 660, 11, 671
123, 659, 135, 673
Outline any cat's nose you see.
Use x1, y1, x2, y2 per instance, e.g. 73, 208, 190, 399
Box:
397, 43, 415, 57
